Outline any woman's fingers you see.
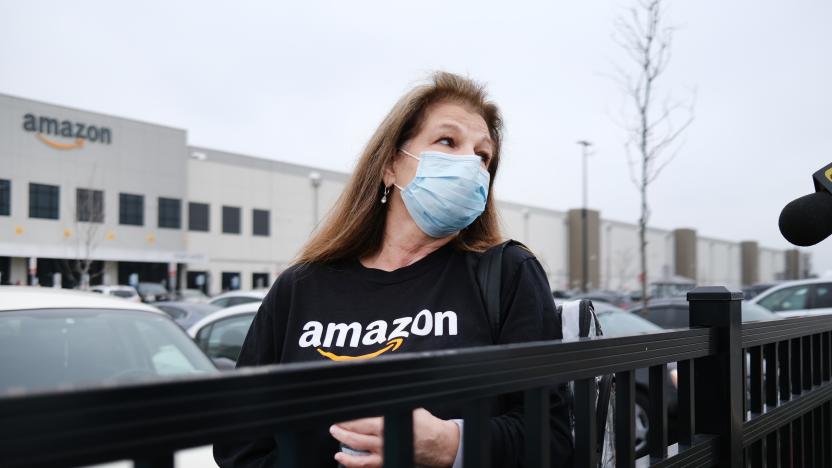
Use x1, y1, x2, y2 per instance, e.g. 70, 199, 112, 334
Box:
334, 451, 383, 468
336, 417, 383, 435
329, 425, 382, 452
330, 421, 384, 468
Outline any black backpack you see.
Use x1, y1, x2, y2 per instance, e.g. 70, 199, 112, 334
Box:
473, 240, 616, 467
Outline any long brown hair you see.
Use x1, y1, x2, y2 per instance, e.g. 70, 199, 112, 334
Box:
294, 71, 504, 265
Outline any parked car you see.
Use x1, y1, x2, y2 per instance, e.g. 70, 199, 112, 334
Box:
89, 285, 141, 303
742, 282, 779, 301
172, 288, 211, 304
188, 302, 258, 367
749, 278, 832, 318
574, 290, 632, 310
551, 289, 575, 299
0, 286, 218, 395
155, 301, 221, 330
633, 297, 779, 328
592, 301, 677, 458
135, 282, 172, 303
649, 276, 697, 300
208, 289, 267, 308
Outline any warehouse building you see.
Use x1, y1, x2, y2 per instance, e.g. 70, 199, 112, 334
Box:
0, 93, 807, 295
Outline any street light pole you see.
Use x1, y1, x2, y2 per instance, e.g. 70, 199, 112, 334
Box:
309, 171, 322, 230
576, 140, 593, 293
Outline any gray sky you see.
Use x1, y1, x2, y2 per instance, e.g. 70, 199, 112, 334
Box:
2, 0, 831, 274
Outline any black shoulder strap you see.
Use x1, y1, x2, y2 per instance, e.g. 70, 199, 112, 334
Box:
474, 239, 525, 343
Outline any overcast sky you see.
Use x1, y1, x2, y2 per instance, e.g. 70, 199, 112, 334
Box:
2, 0, 831, 274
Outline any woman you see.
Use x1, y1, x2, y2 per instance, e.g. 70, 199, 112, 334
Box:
214, 72, 573, 467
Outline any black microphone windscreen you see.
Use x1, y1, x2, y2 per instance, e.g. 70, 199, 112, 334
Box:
779, 191, 832, 247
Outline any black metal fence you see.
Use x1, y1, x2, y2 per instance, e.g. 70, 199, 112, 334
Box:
2, 286, 832, 467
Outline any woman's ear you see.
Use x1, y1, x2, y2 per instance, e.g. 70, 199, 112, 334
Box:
382, 153, 398, 187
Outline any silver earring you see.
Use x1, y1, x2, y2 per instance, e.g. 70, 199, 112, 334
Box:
381, 186, 390, 204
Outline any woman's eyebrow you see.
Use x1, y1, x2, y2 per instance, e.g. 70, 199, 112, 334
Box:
434, 122, 494, 149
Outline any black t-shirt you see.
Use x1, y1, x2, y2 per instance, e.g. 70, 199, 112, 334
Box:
214, 243, 574, 468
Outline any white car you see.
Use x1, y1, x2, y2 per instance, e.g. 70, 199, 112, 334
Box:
749, 278, 832, 318
188, 302, 259, 367
0, 286, 218, 393
89, 285, 141, 303
0, 286, 219, 467
208, 289, 267, 308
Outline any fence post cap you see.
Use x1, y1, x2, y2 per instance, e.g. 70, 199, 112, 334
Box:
686, 286, 744, 301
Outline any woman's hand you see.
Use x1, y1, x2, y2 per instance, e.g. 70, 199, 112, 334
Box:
330, 408, 460, 468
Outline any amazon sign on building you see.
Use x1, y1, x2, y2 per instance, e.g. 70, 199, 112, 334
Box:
22, 113, 113, 149
0, 92, 347, 295
0, 93, 192, 291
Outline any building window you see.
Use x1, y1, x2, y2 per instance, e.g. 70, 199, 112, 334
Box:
188, 202, 210, 232
119, 193, 144, 226
222, 206, 241, 234
186, 270, 209, 294
221, 272, 241, 291
252, 272, 269, 289
0, 179, 10, 216
76, 188, 104, 223
29, 183, 59, 220
158, 197, 181, 229
252, 209, 270, 236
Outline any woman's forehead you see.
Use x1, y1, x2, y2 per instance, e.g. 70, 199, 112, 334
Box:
421, 102, 491, 142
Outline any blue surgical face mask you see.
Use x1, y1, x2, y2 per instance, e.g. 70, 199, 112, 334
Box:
393, 149, 491, 238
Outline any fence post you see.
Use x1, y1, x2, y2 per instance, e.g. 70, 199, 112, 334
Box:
688, 286, 743, 467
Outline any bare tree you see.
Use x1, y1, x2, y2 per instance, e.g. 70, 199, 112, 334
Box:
612, 0, 695, 309
62, 172, 105, 289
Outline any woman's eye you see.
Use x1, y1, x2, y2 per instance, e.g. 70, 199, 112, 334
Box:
437, 137, 454, 146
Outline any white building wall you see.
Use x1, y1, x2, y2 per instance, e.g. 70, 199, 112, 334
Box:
696, 237, 742, 288
600, 221, 673, 292
759, 248, 785, 283
183, 148, 349, 294
0, 93, 188, 264
9, 258, 27, 285
316, 177, 348, 227
646, 227, 673, 285
0, 94, 800, 293
102, 261, 118, 286
602, 222, 639, 291
498, 202, 568, 289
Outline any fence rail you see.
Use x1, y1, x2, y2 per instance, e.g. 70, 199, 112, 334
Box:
2, 286, 832, 467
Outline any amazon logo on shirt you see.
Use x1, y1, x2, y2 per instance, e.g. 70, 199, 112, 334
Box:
298, 310, 459, 361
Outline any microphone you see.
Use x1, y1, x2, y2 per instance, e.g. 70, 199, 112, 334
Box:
779, 191, 832, 246
779, 162, 832, 247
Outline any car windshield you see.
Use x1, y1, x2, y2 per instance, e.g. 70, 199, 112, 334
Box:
138, 283, 167, 294
110, 290, 135, 298
596, 311, 663, 336
0, 308, 216, 395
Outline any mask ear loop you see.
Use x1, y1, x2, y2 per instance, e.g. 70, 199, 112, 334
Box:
399, 148, 420, 160
392, 148, 420, 192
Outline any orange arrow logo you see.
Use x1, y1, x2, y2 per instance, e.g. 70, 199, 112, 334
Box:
36, 133, 84, 150
316, 338, 404, 361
